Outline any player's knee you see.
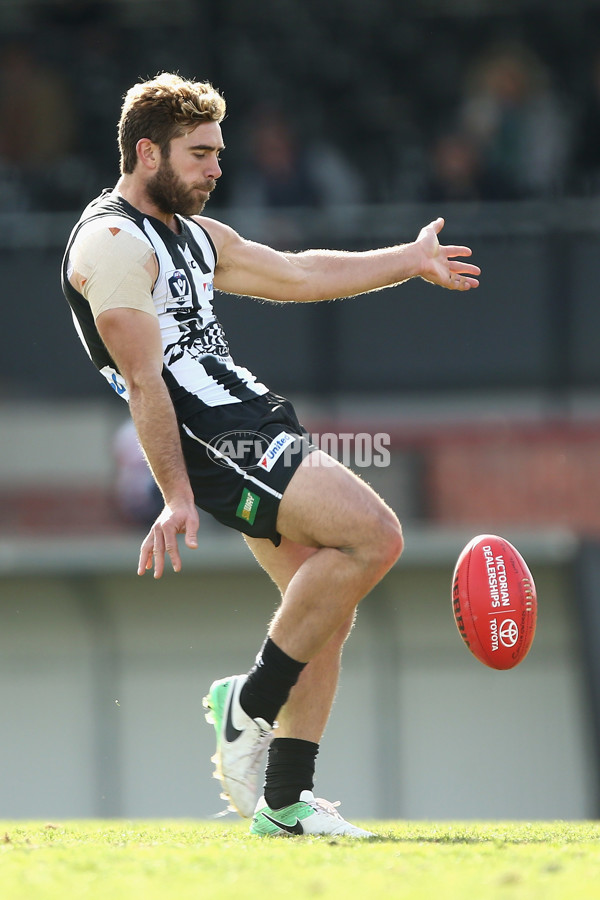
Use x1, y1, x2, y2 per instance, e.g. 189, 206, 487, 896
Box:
379, 510, 404, 569
365, 507, 404, 576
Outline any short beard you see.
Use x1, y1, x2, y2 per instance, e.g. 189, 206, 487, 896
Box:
146, 156, 213, 217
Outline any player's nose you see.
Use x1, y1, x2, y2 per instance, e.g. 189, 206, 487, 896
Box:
207, 157, 222, 180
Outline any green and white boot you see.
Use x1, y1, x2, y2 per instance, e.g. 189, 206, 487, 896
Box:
203, 674, 274, 817
250, 790, 375, 837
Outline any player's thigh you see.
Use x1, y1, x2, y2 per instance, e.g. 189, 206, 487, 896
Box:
275, 449, 401, 549
244, 534, 318, 594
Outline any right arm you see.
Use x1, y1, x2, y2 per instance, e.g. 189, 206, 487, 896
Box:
95, 307, 199, 578
68, 224, 198, 577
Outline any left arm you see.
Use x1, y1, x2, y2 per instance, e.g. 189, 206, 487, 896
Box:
202, 216, 480, 302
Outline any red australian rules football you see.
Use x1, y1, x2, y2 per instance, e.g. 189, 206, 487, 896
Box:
452, 534, 537, 670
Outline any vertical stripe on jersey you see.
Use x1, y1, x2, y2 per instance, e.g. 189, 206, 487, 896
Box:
200, 357, 265, 401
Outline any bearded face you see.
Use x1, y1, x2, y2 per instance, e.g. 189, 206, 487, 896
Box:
146, 154, 216, 217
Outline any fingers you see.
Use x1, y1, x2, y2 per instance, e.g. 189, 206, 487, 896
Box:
447, 256, 480, 290
448, 274, 480, 290
138, 531, 155, 576
448, 260, 481, 276
185, 528, 199, 550
164, 512, 200, 574
458, 278, 479, 290
151, 526, 167, 579
445, 245, 472, 258
137, 525, 172, 579
163, 527, 181, 576
137, 508, 200, 578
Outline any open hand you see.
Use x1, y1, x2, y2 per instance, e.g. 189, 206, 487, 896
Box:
138, 500, 199, 578
416, 217, 480, 290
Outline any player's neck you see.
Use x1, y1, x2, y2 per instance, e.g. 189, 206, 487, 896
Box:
114, 175, 179, 233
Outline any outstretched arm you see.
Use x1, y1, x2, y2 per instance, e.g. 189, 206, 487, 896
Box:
204, 216, 480, 302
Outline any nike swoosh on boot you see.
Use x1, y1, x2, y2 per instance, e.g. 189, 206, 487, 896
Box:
262, 813, 304, 835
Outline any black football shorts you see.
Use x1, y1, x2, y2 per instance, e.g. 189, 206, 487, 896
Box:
179, 391, 317, 545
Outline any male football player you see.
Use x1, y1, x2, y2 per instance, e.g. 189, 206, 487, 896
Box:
62, 73, 479, 837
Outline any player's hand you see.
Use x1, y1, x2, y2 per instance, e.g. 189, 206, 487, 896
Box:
415, 217, 480, 291
137, 500, 199, 578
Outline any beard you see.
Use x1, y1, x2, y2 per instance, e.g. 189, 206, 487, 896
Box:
146, 157, 216, 217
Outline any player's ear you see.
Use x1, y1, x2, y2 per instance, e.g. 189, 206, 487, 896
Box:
136, 138, 160, 171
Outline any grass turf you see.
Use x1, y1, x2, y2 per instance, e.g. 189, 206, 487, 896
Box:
1, 820, 599, 900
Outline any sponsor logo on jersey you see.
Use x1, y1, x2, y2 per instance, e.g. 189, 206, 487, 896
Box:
258, 432, 295, 472
100, 366, 128, 399
110, 372, 127, 395
236, 488, 260, 525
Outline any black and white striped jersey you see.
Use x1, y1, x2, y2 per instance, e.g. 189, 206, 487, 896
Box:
61, 189, 268, 417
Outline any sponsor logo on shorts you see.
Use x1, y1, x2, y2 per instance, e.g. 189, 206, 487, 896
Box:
205, 429, 392, 472
236, 488, 260, 525
258, 432, 295, 472
207, 431, 272, 469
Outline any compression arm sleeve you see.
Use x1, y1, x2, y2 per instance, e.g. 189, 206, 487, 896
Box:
70, 226, 157, 320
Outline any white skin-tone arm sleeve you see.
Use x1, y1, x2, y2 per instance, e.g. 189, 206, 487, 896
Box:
69, 225, 157, 320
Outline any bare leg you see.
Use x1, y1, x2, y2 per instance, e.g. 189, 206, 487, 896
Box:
275, 615, 355, 741
246, 534, 356, 742
245, 449, 403, 741
268, 450, 403, 662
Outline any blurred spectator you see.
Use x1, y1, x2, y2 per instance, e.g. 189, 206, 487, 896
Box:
113, 419, 162, 528
0, 41, 81, 209
421, 130, 509, 202
459, 41, 571, 198
231, 106, 322, 209
305, 138, 366, 208
229, 105, 364, 241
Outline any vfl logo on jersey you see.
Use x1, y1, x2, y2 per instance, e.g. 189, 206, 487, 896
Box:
167, 269, 191, 303
258, 432, 295, 472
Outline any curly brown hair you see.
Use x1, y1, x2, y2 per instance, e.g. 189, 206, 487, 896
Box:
118, 72, 226, 174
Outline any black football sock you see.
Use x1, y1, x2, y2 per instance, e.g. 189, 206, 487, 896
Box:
263, 737, 320, 810
239, 637, 306, 726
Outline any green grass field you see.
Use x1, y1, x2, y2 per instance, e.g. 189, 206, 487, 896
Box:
1, 820, 599, 900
